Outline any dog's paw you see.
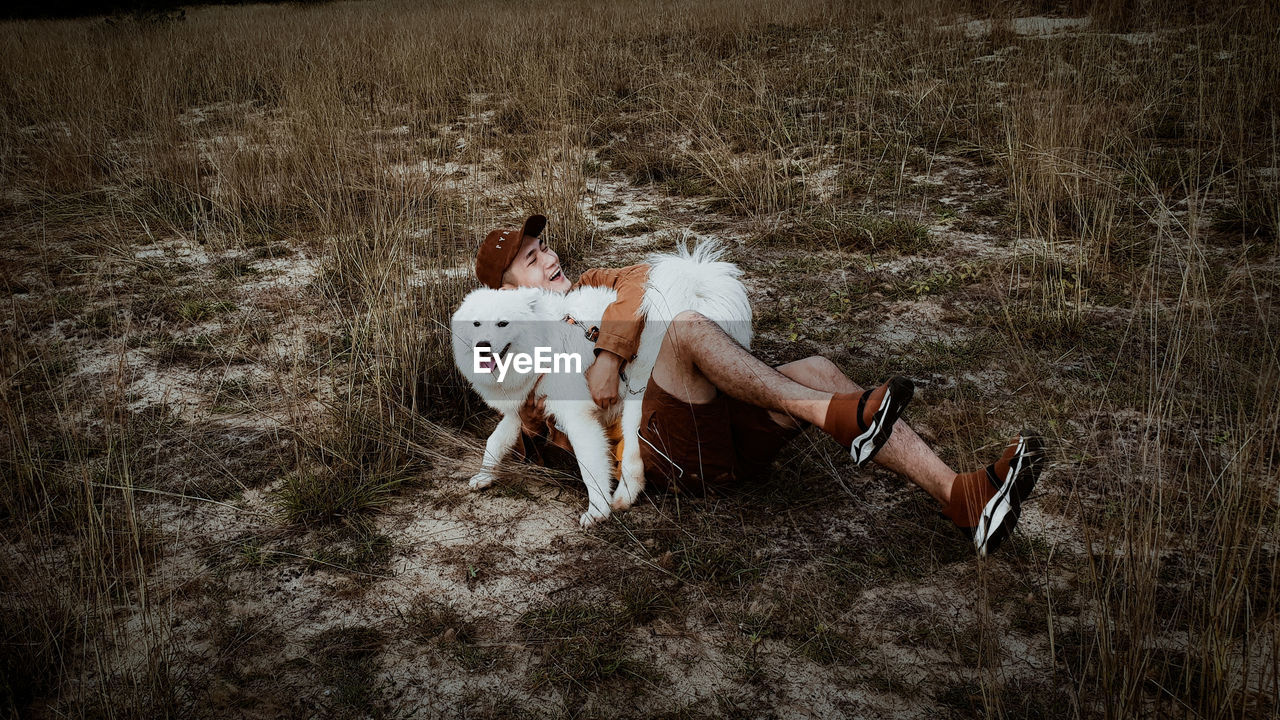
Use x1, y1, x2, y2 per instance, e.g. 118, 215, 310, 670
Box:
611, 475, 644, 511
468, 472, 495, 490
610, 486, 638, 511
579, 506, 610, 530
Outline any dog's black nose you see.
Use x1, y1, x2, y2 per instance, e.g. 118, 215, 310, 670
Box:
475, 341, 491, 349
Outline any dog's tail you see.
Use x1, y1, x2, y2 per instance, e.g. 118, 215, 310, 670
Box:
640, 236, 752, 349
655, 235, 730, 265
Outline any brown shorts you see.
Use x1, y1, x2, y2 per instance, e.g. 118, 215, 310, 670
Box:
637, 376, 803, 496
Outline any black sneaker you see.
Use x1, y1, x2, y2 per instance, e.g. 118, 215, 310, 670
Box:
848, 377, 915, 468
971, 431, 1046, 556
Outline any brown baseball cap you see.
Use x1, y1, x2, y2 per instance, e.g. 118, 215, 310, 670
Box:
475, 214, 547, 289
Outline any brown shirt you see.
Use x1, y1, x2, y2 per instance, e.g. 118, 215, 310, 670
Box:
518, 264, 650, 458
575, 264, 650, 361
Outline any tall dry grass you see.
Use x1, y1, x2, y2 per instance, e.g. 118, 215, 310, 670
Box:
1, 0, 1277, 716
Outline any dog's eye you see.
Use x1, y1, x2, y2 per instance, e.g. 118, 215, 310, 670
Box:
497, 321, 509, 327
473, 321, 480, 327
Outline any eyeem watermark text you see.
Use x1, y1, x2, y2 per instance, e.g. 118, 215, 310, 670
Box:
474, 346, 583, 382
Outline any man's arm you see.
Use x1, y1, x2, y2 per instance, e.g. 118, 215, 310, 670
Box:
577, 264, 650, 409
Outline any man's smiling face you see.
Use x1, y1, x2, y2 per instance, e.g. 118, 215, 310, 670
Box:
500, 232, 571, 292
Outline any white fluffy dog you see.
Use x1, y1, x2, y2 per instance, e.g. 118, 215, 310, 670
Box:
451, 241, 752, 528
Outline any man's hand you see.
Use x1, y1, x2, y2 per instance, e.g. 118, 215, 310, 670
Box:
586, 350, 623, 410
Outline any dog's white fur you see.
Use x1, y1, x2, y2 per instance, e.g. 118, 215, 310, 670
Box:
451, 241, 752, 528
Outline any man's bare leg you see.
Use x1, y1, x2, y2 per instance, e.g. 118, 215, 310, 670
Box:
771, 357, 954, 505
652, 311, 829, 422
651, 311, 954, 504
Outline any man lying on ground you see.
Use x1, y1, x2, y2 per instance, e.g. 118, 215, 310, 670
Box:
471, 214, 1046, 555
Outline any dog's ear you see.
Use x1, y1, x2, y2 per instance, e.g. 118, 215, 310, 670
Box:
507, 287, 541, 314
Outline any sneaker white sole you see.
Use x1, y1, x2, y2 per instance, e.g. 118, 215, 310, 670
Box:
848, 377, 913, 468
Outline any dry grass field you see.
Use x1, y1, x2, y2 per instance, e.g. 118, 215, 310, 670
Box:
1, 0, 1277, 717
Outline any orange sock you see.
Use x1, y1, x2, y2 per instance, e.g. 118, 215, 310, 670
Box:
945, 439, 1025, 527
944, 469, 998, 528
820, 384, 888, 447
